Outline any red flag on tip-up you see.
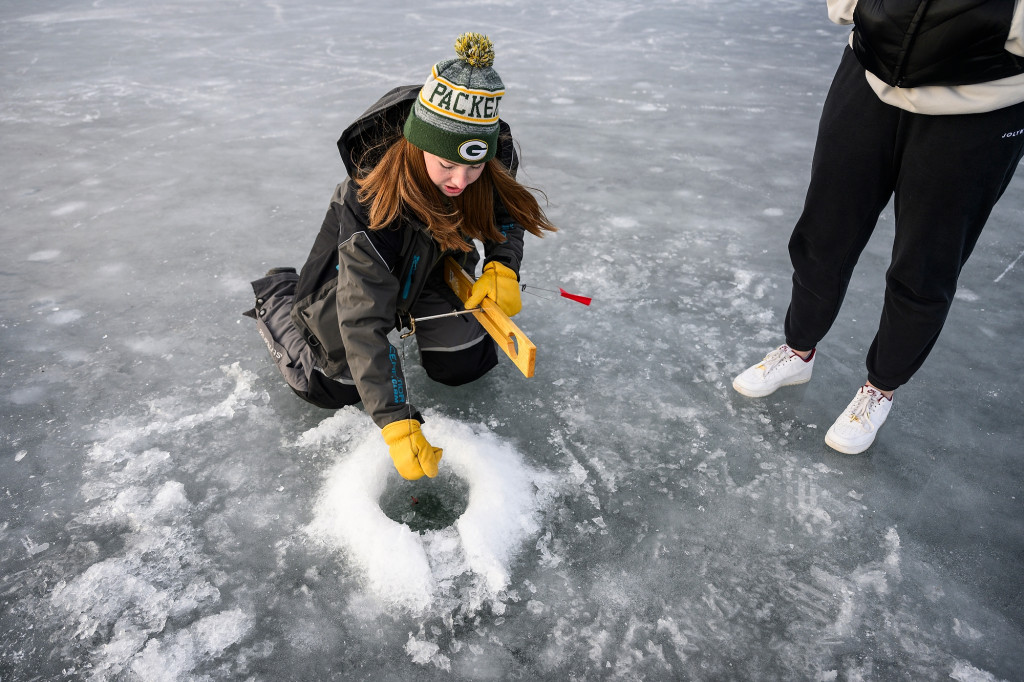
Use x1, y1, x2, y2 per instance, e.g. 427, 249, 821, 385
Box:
559, 288, 592, 306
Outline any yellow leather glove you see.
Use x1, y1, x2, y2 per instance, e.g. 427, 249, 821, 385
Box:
465, 261, 521, 317
381, 419, 442, 480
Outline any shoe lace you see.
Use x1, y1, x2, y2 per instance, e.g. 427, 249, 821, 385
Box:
761, 346, 797, 374
845, 388, 884, 429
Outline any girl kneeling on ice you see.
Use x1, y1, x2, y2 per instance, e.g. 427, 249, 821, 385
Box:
246, 33, 556, 480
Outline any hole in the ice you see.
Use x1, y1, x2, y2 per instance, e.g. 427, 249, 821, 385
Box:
378, 470, 470, 532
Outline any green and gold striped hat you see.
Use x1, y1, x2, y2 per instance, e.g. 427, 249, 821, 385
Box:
403, 33, 505, 164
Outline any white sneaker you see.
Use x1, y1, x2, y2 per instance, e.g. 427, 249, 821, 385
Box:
825, 385, 893, 454
732, 345, 815, 397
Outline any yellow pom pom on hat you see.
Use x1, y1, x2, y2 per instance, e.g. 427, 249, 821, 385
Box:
403, 32, 505, 164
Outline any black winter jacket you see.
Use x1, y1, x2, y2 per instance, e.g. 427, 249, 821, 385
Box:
289, 85, 525, 428
852, 0, 1024, 87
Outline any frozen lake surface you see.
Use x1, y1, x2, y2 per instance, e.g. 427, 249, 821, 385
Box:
2, 1, 1023, 680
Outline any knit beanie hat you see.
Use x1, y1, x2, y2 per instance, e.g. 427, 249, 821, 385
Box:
403, 33, 505, 164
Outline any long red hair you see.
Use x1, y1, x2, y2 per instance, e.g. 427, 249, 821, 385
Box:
355, 137, 557, 252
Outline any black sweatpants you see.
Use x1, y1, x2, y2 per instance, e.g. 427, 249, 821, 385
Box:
784, 48, 1024, 392
408, 285, 498, 386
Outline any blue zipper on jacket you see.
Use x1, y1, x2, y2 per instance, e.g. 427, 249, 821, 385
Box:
401, 255, 420, 300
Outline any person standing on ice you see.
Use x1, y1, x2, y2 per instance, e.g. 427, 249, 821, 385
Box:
245, 33, 556, 479
732, 0, 1024, 454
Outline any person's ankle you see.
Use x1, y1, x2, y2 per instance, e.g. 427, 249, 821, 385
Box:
865, 380, 894, 400
791, 347, 814, 361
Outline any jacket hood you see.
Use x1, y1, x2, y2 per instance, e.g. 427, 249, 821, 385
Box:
336, 84, 420, 179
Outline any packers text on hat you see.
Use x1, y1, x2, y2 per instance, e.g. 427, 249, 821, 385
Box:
419, 69, 505, 125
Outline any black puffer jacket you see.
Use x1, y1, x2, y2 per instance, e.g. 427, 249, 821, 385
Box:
852, 0, 1024, 87
289, 85, 525, 428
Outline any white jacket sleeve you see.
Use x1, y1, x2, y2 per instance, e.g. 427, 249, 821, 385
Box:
827, 0, 857, 25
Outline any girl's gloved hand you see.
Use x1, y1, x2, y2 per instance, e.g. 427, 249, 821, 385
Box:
466, 261, 521, 317
381, 419, 442, 480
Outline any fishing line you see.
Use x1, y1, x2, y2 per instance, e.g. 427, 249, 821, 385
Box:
400, 307, 481, 339
398, 322, 416, 438
521, 283, 592, 306
520, 285, 556, 301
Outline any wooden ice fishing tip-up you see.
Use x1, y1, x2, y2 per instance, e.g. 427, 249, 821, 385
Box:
444, 257, 537, 378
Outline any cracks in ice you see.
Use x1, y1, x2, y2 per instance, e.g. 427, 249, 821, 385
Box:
41, 363, 262, 679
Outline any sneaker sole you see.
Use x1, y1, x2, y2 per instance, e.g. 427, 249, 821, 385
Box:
824, 431, 875, 455
732, 375, 811, 398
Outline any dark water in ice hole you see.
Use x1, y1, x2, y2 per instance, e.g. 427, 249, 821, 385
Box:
378, 472, 471, 532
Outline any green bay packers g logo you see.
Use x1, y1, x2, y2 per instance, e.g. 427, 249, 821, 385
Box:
458, 139, 489, 162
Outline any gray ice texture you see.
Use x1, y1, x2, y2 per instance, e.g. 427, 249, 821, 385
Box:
1, 1, 1023, 681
